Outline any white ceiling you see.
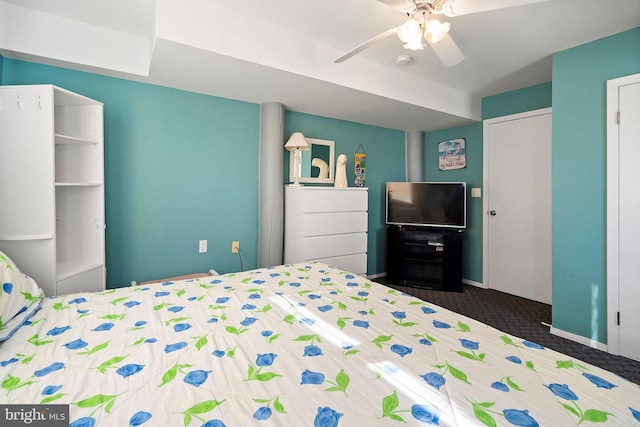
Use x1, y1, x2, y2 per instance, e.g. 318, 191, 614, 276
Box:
1, 0, 639, 131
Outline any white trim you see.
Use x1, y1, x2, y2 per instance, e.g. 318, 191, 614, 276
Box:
463, 278, 486, 289
0, 234, 53, 241
551, 327, 608, 352
606, 72, 640, 356
367, 272, 386, 280
482, 108, 552, 291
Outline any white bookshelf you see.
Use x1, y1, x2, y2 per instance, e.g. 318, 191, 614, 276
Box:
0, 85, 105, 296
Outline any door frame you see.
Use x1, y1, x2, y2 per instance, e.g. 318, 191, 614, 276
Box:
482, 108, 552, 292
606, 72, 640, 356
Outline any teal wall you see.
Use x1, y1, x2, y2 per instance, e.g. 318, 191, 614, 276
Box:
482, 82, 552, 120
551, 27, 640, 343
424, 124, 483, 283
423, 82, 552, 284
1, 58, 406, 287
284, 111, 405, 275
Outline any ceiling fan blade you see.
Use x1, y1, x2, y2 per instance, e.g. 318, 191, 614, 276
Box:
427, 33, 464, 67
443, 0, 548, 16
334, 27, 399, 63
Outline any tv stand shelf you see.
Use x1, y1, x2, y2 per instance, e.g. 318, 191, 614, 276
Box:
386, 226, 463, 292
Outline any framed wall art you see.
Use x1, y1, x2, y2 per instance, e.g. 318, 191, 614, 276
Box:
438, 138, 466, 170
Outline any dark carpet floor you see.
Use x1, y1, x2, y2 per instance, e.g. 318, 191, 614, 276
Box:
376, 279, 640, 385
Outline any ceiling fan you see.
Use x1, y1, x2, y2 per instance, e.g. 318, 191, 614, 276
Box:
335, 0, 548, 66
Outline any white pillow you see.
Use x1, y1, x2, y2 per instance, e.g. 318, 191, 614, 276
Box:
0, 251, 44, 341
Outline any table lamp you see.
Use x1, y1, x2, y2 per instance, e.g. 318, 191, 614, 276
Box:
285, 132, 310, 186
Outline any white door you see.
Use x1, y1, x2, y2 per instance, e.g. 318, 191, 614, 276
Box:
608, 76, 640, 362
483, 109, 552, 304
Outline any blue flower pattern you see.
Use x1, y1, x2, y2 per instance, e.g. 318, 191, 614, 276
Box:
184, 369, 211, 387
503, 409, 539, 426
2, 282, 13, 294
583, 373, 617, 389
128, 411, 152, 426
301, 369, 326, 385
420, 372, 446, 390
411, 404, 440, 424
116, 364, 145, 378
256, 353, 277, 366
0, 262, 637, 426
314, 407, 343, 427
63, 338, 88, 350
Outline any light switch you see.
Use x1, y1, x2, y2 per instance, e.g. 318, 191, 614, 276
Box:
471, 188, 482, 198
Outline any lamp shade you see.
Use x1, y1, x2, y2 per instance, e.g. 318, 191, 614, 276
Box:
284, 132, 310, 151
424, 19, 450, 43
397, 19, 421, 44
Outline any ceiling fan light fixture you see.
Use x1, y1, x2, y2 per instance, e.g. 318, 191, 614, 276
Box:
424, 19, 450, 43
397, 18, 421, 43
397, 18, 424, 50
403, 39, 425, 50
441, 0, 459, 17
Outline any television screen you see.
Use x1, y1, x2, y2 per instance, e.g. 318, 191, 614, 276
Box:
386, 182, 466, 228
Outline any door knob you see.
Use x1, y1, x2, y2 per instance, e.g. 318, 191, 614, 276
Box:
488, 210, 497, 216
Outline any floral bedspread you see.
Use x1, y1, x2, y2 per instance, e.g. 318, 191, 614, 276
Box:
1, 262, 639, 426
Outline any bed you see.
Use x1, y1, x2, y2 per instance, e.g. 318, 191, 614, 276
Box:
1, 252, 639, 426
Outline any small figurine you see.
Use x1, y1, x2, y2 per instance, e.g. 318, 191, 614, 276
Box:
334, 154, 348, 187
312, 158, 329, 179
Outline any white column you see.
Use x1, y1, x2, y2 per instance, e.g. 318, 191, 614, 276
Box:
258, 102, 284, 268
405, 130, 424, 182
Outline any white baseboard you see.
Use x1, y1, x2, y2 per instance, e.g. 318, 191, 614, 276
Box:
550, 327, 608, 352
367, 272, 386, 279
463, 278, 486, 289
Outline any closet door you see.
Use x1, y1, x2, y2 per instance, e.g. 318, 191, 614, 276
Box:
483, 109, 552, 304
615, 79, 640, 362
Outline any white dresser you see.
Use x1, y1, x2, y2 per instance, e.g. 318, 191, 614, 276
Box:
284, 186, 368, 276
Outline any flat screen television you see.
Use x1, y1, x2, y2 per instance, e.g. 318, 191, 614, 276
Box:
386, 182, 467, 229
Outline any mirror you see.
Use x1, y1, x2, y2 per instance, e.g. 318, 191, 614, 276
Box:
289, 138, 335, 184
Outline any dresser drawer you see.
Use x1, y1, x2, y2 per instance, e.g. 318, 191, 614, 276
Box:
299, 188, 367, 213
302, 232, 367, 260
302, 211, 367, 236
301, 189, 338, 213
337, 190, 368, 211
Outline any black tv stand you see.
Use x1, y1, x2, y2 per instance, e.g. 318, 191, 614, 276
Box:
386, 225, 463, 292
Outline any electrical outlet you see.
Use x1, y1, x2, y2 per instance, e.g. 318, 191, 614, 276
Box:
231, 241, 240, 254
199, 240, 207, 253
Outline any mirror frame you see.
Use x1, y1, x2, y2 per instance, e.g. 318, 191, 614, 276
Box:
289, 138, 335, 184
